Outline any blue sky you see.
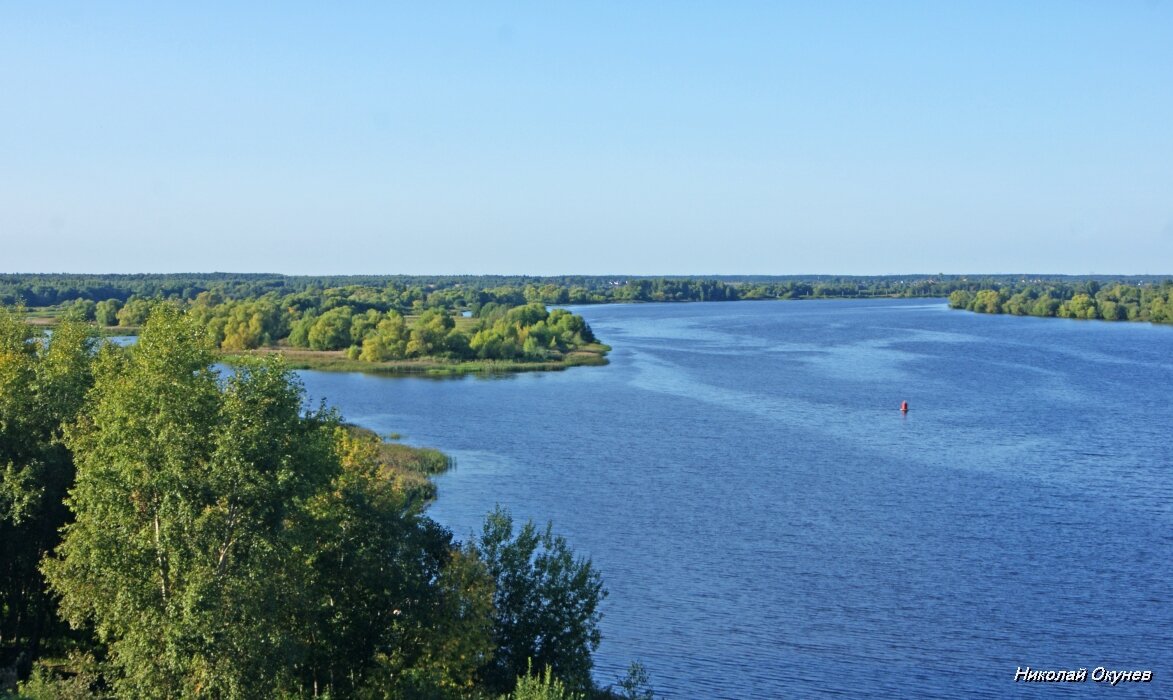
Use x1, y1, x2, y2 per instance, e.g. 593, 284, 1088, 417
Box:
2, 2, 1171, 274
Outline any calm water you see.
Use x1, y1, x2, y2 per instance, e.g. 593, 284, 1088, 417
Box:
296, 299, 1173, 698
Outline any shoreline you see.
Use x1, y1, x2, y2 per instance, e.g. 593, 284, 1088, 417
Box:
340, 425, 452, 505
221, 342, 611, 376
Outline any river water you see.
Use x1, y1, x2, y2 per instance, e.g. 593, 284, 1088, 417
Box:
296, 299, 1173, 698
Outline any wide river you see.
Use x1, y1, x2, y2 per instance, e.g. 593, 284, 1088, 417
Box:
296, 299, 1172, 698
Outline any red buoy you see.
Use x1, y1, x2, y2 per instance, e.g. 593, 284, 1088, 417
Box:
901, 400, 909, 413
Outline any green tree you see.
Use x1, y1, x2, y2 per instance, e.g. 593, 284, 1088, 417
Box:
1002, 291, 1032, 316
38, 306, 511, 699
307, 306, 354, 350
349, 309, 383, 343
360, 312, 409, 362
115, 298, 153, 327
1099, 300, 1122, 320
321, 427, 496, 699
43, 306, 340, 698
943, 289, 971, 309
95, 299, 122, 326
1030, 294, 1060, 317
1059, 293, 1096, 319
0, 310, 94, 675
406, 309, 456, 358
287, 311, 316, 347
612, 662, 656, 700
474, 507, 606, 696
971, 289, 1003, 314
62, 299, 97, 322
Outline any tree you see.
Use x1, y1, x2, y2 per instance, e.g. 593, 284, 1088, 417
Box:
300, 428, 495, 699
1060, 293, 1096, 319
39, 306, 505, 698
473, 507, 606, 695
349, 309, 383, 343
0, 310, 94, 677
972, 289, 1003, 314
95, 299, 122, 326
307, 306, 354, 350
115, 297, 153, 327
360, 312, 409, 362
1030, 294, 1060, 317
287, 312, 317, 347
406, 309, 455, 358
62, 299, 96, 322
948, 290, 973, 310
612, 662, 656, 700
43, 305, 341, 698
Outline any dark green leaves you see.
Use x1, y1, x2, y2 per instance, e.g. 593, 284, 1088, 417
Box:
474, 507, 606, 695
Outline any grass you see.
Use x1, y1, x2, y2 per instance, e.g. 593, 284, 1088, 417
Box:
342, 425, 454, 503
24, 308, 141, 334
222, 342, 611, 376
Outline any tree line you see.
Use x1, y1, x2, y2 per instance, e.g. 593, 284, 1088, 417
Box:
0, 306, 652, 699
66, 293, 604, 365
12, 272, 1169, 311
948, 280, 1173, 323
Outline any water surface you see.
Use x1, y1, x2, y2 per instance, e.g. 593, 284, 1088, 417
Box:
298, 299, 1173, 698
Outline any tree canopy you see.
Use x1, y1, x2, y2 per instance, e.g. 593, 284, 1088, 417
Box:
1, 305, 615, 699
949, 280, 1173, 324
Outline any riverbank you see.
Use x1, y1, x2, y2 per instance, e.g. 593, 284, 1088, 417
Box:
221, 341, 611, 376
339, 424, 452, 504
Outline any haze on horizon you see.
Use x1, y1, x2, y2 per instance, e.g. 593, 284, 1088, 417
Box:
2, 2, 1171, 276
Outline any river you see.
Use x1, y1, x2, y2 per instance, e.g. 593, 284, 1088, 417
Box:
296, 298, 1173, 698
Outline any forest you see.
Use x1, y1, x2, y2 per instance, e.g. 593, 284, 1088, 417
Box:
0, 306, 651, 699
19, 284, 608, 373
8, 272, 1167, 310
947, 280, 1173, 323
9, 274, 1171, 365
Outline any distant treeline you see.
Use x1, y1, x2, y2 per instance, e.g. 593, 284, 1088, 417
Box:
949, 280, 1173, 323
12, 274, 1173, 342
7, 272, 1171, 308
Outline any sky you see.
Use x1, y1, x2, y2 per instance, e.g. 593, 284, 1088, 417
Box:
2, 1, 1172, 275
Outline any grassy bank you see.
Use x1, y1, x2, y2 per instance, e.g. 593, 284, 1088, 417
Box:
339, 425, 453, 504
222, 341, 611, 376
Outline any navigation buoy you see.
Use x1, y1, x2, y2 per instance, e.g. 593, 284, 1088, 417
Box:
901, 400, 909, 413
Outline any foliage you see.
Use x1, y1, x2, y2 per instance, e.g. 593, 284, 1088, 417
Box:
949, 280, 1173, 324
303, 444, 494, 699
0, 309, 94, 679
360, 311, 410, 361
474, 507, 606, 696
612, 662, 655, 700
94, 300, 121, 327
505, 661, 584, 700
467, 305, 596, 363
1, 302, 613, 698
5, 271, 1172, 315
307, 305, 355, 350
114, 298, 153, 327
12, 652, 104, 700
42, 306, 339, 697
36, 307, 501, 698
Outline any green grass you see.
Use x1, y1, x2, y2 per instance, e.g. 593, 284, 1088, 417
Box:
341, 425, 453, 503
24, 307, 141, 334
222, 342, 611, 376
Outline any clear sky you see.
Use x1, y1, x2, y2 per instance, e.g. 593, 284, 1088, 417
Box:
2, 1, 1171, 275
